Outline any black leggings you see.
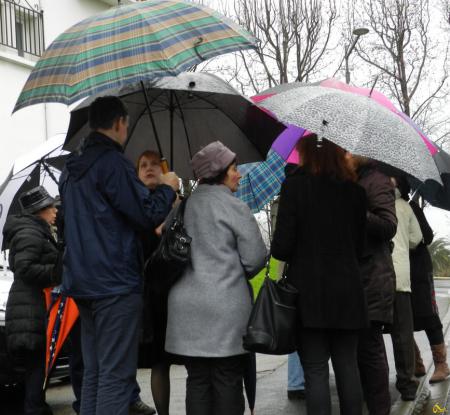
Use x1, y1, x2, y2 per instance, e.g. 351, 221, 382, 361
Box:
426, 326, 444, 345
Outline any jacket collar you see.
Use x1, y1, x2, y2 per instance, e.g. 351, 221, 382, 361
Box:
84, 131, 124, 153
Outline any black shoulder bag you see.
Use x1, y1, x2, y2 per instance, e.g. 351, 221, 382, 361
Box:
144, 198, 192, 291
243, 260, 299, 355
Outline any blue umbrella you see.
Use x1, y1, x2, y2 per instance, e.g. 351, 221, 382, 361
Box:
236, 126, 305, 212
236, 149, 287, 212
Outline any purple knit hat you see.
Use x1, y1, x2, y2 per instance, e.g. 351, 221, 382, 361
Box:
191, 141, 236, 179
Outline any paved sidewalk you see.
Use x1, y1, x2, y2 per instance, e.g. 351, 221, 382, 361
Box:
4, 284, 450, 414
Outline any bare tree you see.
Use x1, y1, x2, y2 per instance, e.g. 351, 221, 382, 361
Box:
443, 0, 450, 26
348, 0, 450, 144
221, 0, 338, 94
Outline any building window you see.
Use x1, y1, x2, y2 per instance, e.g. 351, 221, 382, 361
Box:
0, 0, 44, 58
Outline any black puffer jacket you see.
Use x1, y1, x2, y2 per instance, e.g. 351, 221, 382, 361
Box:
3, 215, 62, 354
357, 165, 397, 324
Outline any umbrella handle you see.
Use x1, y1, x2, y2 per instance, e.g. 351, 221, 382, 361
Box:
160, 158, 169, 174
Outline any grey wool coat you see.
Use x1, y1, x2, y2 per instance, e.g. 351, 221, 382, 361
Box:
165, 184, 267, 357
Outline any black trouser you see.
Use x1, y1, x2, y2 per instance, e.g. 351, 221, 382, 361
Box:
358, 322, 390, 415
184, 354, 246, 415
391, 292, 417, 395
298, 329, 362, 415
23, 349, 48, 415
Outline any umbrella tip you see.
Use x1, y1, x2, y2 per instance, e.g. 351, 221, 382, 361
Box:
369, 76, 379, 97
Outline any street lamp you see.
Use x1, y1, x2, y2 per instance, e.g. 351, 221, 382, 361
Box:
345, 27, 369, 84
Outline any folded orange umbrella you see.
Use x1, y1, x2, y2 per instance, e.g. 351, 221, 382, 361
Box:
44, 289, 79, 386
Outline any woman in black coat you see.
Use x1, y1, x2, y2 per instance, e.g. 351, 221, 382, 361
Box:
137, 150, 177, 415
408, 199, 450, 383
3, 186, 62, 415
272, 134, 368, 415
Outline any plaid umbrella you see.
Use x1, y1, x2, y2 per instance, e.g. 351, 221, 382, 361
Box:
14, 0, 257, 112
236, 126, 305, 212
237, 150, 286, 212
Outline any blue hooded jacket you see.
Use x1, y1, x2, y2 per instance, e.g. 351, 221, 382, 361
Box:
59, 132, 176, 299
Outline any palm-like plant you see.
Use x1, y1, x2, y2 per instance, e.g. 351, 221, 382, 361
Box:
428, 238, 450, 278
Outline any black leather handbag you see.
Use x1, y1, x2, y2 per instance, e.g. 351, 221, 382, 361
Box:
243, 263, 298, 355
145, 198, 191, 291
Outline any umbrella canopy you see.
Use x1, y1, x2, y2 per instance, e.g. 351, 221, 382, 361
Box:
65, 72, 285, 178
0, 136, 67, 249
238, 80, 450, 212
261, 86, 442, 185
236, 126, 305, 212
414, 147, 450, 210
14, 0, 257, 112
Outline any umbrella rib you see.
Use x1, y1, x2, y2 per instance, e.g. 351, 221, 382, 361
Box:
173, 91, 194, 162
140, 81, 164, 157
124, 106, 148, 151
17, 145, 64, 174
40, 160, 59, 186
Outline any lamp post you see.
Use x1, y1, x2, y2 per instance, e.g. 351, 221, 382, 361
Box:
345, 27, 369, 84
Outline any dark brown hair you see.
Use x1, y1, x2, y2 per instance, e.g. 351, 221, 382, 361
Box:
199, 158, 237, 185
136, 150, 162, 171
89, 96, 128, 130
297, 134, 357, 182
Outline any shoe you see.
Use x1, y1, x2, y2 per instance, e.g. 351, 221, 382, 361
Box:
430, 343, 450, 383
401, 392, 416, 401
40, 402, 54, 415
414, 340, 426, 377
287, 389, 306, 400
397, 378, 418, 402
129, 400, 156, 415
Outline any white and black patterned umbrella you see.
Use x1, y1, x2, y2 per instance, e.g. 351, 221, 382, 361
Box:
261, 86, 442, 184
0, 135, 68, 250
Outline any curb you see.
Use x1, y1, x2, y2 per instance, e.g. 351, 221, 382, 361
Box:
391, 299, 450, 415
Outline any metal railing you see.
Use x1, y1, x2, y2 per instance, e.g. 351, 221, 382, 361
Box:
0, 0, 44, 57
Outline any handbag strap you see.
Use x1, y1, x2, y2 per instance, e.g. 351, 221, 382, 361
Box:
265, 253, 288, 281
175, 197, 188, 224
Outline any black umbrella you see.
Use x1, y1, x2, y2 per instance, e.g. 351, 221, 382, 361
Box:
416, 147, 450, 210
64, 72, 285, 178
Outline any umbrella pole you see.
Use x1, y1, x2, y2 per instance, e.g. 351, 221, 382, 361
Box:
140, 81, 164, 159
170, 90, 174, 168
173, 92, 193, 161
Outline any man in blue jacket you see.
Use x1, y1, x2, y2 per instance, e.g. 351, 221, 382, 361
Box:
60, 96, 178, 415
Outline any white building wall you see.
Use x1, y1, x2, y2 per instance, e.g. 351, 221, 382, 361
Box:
0, 0, 111, 182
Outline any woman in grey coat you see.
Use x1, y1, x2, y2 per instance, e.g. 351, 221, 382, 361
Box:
165, 141, 267, 415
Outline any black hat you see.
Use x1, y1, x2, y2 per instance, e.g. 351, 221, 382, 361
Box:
19, 186, 56, 214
